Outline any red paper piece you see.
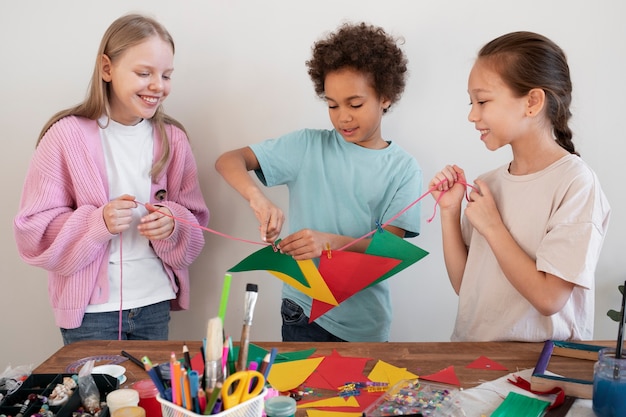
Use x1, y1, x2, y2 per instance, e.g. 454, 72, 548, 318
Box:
191, 352, 204, 375
310, 251, 401, 321
305, 350, 372, 390
420, 366, 460, 386
465, 355, 508, 371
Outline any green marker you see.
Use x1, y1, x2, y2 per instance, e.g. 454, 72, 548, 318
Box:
218, 273, 232, 324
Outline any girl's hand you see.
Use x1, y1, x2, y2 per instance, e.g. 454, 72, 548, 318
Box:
429, 165, 467, 209
249, 192, 285, 243
464, 179, 503, 236
103, 194, 137, 234
138, 203, 175, 240
277, 229, 333, 260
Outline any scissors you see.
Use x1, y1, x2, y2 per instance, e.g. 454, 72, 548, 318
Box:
220, 370, 265, 410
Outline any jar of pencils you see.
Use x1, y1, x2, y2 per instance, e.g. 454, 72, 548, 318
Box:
592, 348, 626, 417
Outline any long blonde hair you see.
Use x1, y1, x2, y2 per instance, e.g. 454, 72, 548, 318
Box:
37, 13, 186, 181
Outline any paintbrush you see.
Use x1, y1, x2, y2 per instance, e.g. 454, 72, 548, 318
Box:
204, 316, 223, 394
236, 283, 258, 372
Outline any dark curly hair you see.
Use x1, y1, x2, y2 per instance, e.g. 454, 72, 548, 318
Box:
306, 22, 408, 113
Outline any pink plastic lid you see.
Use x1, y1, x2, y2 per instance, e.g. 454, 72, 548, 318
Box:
131, 379, 159, 398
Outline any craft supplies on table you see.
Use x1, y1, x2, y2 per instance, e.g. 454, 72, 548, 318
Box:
0, 373, 118, 417
156, 387, 266, 417
362, 378, 463, 417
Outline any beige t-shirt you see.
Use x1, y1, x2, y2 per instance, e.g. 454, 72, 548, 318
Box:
452, 154, 610, 342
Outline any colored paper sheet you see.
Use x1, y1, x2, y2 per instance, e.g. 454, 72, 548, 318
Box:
310, 231, 429, 321
191, 352, 204, 375
420, 366, 461, 386
297, 396, 360, 408
364, 230, 430, 287
310, 251, 401, 321
491, 392, 550, 417
299, 391, 382, 415
228, 244, 307, 285
368, 360, 418, 387
267, 356, 324, 392
230, 343, 296, 369
228, 230, 429, 321
305, 350, 372, 390
305, 411, 362, 417
466, 355, 508, 371
274, 348, 316, 363
228, 245, 338, 305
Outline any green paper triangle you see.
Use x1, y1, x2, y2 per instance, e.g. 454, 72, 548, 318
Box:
365, 230, 429, 287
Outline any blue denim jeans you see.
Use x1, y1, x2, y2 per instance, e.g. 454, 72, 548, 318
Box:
281, 298, 346, 342
60, 300, 171, 345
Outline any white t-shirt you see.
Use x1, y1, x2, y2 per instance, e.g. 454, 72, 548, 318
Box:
452, 154, 610, 342
86, 118, 175, 313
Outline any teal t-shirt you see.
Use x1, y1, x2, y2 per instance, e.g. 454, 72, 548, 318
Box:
250, 128, 422, 341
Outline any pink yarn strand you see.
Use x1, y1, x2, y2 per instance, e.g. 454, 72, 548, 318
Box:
118, 231, 123, 340
337, 179, 479, 251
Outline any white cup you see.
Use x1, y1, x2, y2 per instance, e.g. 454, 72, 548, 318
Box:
106, 388, 140, 414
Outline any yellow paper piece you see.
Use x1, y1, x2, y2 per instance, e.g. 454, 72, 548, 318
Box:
297, 396, 359, 408
267, 356, 325, 392
269, 259, 337, 305
368, 359, 418, 386
297, 259, 338, 305
306, 411, 362, 417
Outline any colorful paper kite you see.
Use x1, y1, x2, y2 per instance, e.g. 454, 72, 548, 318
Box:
227, 230, 428, 321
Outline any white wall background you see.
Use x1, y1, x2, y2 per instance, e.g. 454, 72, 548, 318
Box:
1, 0, 624, 371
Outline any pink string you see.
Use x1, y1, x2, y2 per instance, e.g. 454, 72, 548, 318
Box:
118, 232, 123, 340
337, 179, 479, 251
129, 178, 479, 256
135, 201, 273, 248
112, 179, 477, 337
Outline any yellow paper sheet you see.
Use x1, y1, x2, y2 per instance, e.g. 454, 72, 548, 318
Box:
297, 396, 359, 408
306, 411, 362, 417
269, 259, 337, 305
267, 356, 325, 392
368, 359, 418, 386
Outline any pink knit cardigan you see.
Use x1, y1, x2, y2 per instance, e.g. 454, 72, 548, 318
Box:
14, 116, 209, 329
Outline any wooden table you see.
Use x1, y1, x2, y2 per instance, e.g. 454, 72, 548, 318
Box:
34, 340, 611, 416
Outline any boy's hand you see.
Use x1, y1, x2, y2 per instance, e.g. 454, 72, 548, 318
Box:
250, 193, 285, 243
277, 229, 333, 260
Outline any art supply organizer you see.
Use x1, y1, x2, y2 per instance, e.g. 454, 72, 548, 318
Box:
156, 387, 266, 417
0, 373, 119, 417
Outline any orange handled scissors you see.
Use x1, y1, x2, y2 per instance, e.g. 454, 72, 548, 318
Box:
220, 370, 265, 410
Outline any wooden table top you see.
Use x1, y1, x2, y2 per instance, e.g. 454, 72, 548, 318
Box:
33, 340, 612, 416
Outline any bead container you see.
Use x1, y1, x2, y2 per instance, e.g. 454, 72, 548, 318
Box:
362, 378, 464, 417
0, 373, 118, 417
